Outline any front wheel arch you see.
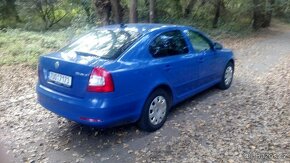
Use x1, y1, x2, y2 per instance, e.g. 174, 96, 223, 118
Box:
228, 59, 235, 68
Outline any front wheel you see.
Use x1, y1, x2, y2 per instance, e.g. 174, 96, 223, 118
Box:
137, 89, 171, 132
218, 62, 234, 90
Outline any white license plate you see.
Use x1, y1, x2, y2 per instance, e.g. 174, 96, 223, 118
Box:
48, 71, 72, 87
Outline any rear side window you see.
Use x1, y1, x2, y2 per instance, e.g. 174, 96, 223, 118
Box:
149, 30, 189, 58
60, 29, 140, 59
184, 30, 211, 53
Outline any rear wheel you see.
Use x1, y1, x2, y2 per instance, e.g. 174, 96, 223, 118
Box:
137, 89, 171, 132
218, 62, 234, 90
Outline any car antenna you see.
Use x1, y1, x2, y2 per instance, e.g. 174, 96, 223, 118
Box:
120, 23, 126, 28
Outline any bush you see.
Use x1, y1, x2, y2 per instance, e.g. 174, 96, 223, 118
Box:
0, 28, 89, 66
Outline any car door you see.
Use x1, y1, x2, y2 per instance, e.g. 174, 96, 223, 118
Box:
184, 30, 219, 86
149, 30, 199, 98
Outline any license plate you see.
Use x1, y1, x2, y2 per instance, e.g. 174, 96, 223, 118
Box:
48, 71, 72, 87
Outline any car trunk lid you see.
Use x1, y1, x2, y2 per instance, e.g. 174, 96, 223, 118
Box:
38, 52, 110, 98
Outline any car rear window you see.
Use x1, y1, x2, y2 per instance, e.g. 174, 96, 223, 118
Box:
60, 29, 141, 59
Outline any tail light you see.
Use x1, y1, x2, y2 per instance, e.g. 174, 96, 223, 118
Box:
87, 67, 114, 92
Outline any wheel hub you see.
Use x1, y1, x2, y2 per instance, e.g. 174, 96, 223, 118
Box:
149, 96, 167, 125
224, 66, 233, 86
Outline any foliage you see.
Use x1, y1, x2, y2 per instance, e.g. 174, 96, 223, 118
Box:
0, 28, 88, 65
0, 0, 290, 65
0, 0, 289, 31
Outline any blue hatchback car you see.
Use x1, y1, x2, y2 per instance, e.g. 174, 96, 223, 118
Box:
37, 24, 234, 131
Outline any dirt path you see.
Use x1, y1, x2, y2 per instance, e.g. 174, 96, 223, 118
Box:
0, 23, 290, 163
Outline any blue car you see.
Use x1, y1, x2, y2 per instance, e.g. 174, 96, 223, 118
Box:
36, 24, 234, 132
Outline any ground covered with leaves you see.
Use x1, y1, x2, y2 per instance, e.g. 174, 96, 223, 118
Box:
0, 23, 290, 162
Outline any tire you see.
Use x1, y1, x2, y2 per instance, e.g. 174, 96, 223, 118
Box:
137, 89, 171, 132
218, 61, 234, 90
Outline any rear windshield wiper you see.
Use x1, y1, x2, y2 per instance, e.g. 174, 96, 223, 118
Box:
74, 51, 101, 57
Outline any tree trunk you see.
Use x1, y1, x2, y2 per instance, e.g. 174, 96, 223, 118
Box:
252, 0, 264, 30
149, 0, 155, 23
253, 0, 275, 30
93, 0, 111, 25
110, 0, 123, 24
183, 0, 196, 18
172, 0, 183, 17
5, 0, 20, 21
129, 0, 138, 23
262, 0, 275, 27
212, 0, 222, 28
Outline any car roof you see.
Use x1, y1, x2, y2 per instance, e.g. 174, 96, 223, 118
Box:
97, 23, 193, 35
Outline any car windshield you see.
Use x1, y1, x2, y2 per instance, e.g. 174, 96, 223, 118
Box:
60, 29, 141, 59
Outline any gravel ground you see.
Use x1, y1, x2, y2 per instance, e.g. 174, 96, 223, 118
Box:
0, 23, 290, 163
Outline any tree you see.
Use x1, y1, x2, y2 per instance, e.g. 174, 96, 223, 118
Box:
93, 0, 111, 25
262, 0, 275, 27
129, 0, 138, 23
183, 0, 196, 18
252, 0, 275, 30
212, 0, 224, 28
149, 0, 155, 23
35, 0, 67, 29
2, 0, 20, 21
253, 0, 263, 30
80, 0, 93, 23
110, 0, 123, 24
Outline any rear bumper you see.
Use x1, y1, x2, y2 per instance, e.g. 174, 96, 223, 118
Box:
36, 84, 142, 128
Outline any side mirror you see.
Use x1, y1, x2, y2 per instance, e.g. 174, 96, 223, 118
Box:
213, 42, 223, 50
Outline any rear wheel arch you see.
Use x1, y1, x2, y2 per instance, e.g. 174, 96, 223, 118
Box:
138, 84, 174, 116
150, 84, 173, 106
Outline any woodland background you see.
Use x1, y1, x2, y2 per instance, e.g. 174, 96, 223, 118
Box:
0, 0, 290, 65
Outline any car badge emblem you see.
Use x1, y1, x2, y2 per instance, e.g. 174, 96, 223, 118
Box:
55, 61, 60, 69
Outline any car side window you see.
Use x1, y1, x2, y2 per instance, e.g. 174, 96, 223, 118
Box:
149, 30, 189, 58
184, 30, 211, 53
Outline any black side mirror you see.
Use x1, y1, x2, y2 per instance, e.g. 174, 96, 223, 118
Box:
213, 42, 223, 50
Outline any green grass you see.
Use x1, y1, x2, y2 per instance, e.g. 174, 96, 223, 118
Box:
0, 28, 87, 66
